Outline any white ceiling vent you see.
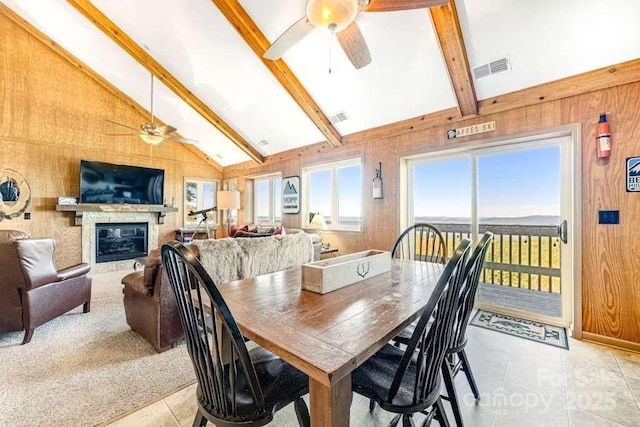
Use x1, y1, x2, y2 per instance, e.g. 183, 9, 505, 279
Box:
329, 111, 349, 124
472, 56, 511, 81
257, 139, 269, 146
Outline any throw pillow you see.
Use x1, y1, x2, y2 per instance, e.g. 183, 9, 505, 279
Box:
230, 225, 249, 237
256, 226, 275, 234
272, 226, 285, 235
233, 230, 272, 238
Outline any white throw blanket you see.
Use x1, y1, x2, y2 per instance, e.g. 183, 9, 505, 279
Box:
190, 238, 243, 285
190, 233, 313, 285
235, 233, 313, 279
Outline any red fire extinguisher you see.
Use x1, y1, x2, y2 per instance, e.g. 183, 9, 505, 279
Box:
596, 113, 611, 159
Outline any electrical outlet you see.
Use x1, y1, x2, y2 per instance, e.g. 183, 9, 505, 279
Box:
24, 212, 31, 220
598, 210, 619, 225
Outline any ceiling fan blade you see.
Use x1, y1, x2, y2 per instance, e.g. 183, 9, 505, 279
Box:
264, 16, 315, 60
166, 136, 199, 145
362, 0, 448, 12
156, 125, 177, 135
337, 22, 372, 69
103, 118, 139, 131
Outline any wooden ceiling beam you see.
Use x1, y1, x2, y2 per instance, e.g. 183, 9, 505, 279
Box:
210, 0, 343, 148
0, 4, 223, 172
66, 0, 264, 164
430, 1, 478, 117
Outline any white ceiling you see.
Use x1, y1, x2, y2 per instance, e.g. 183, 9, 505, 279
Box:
3, 0, 640, 166
457, 0, 640, 100
240, 0, 458, 134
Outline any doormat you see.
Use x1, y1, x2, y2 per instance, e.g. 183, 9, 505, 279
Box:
470, 310, 569, 350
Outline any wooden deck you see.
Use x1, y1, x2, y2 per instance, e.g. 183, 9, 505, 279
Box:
477, 282, 562, 318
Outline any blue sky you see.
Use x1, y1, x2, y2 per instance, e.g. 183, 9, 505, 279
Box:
413, 145, 561, 218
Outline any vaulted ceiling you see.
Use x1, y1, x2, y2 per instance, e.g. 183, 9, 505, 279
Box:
3, 0, 640, 167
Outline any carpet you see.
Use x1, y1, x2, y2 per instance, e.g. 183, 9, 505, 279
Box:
470, 310, 569, 350
0, 270, 194, 427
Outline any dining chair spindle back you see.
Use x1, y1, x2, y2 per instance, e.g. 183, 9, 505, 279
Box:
353, 239, 471, 426
391, 223, 447, 264
161, 242, 310, 427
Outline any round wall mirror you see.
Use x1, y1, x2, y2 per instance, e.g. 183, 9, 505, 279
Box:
0, 169, 31, 220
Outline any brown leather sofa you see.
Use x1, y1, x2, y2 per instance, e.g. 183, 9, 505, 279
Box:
0, 230, 92, 344
121, 248, 184, 353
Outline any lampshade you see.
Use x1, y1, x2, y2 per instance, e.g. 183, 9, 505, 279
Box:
308, 212, 328, 230
216, 190, 240, 210
306, 0, 358, 32
139, 133, 165, 146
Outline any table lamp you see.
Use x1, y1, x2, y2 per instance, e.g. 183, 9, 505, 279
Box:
308, 212, 328, 247
217, 190, 240, 236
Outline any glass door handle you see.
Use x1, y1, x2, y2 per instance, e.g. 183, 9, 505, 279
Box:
558, 220, 568, 244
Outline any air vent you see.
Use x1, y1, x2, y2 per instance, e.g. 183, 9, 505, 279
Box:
472, 56, 511, 80
257, 139, 269, 147
329, 111, 349, 124
214, 153, 224, 160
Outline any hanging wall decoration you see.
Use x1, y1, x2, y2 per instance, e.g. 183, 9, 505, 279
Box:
0, 169, 31, 220
282, 176, 301, 214
373, 162, 383, 199
626, 156, 640, 192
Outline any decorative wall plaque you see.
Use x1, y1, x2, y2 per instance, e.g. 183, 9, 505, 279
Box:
0, 169, 31, 220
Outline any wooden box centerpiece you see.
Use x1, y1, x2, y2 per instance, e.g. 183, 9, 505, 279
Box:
301, 250, 391, 294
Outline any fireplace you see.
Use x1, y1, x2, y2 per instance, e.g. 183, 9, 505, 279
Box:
95, 222, 148, 263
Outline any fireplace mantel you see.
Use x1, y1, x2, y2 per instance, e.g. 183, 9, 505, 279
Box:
56, 204, 178, 226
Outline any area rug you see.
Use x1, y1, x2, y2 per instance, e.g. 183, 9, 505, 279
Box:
470, 310, 569, 350
0, 270, 194, 427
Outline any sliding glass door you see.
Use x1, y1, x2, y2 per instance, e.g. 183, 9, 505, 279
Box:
407, 137, 573, 327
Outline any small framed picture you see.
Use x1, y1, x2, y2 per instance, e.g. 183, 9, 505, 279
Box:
626, 157, 640, 192
282, 176, 300, 214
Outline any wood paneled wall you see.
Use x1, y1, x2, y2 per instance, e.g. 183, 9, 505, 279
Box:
0, 14, 221, 268
225, 85, 640, 345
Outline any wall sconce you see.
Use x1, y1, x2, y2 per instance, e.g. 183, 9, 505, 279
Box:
373, 162, 383, 200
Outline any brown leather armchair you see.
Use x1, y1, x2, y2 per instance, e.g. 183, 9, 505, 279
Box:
0, 230, 92, 344
121, 248, 184, 352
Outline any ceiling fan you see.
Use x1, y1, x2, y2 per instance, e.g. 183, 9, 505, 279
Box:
105, 74, 198, 146
263, 0, 449, 69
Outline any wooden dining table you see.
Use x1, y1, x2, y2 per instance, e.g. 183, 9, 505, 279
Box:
204, 259, 445, 427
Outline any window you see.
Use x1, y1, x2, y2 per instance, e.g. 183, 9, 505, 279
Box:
253, 174, 282, 224
184, 178, 219, 228
303, 158, 362, 231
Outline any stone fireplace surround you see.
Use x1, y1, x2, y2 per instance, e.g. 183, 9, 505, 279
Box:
81, 212, 159, 274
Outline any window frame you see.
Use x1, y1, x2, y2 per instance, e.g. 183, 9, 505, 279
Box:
252, 173, 282, 224
302, 157, 363, 232
183, 177, 220, 228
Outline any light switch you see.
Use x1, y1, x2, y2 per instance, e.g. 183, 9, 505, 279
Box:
598, 210, 619, 225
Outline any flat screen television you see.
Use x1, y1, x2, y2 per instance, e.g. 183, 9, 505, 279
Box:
80, 160, 164, 205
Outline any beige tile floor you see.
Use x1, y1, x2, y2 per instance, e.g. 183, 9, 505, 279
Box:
105, 327, 640, 427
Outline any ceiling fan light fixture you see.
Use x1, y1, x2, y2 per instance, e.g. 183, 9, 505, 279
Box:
139, 133, 165, 146
306, 0, 358, 32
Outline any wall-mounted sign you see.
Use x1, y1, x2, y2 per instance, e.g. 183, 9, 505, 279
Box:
282, 176, 300, 214
447, 121, 496, 140
626, 157, 640, 192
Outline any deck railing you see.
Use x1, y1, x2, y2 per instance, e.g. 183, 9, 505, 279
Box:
430, 223, 562, 293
